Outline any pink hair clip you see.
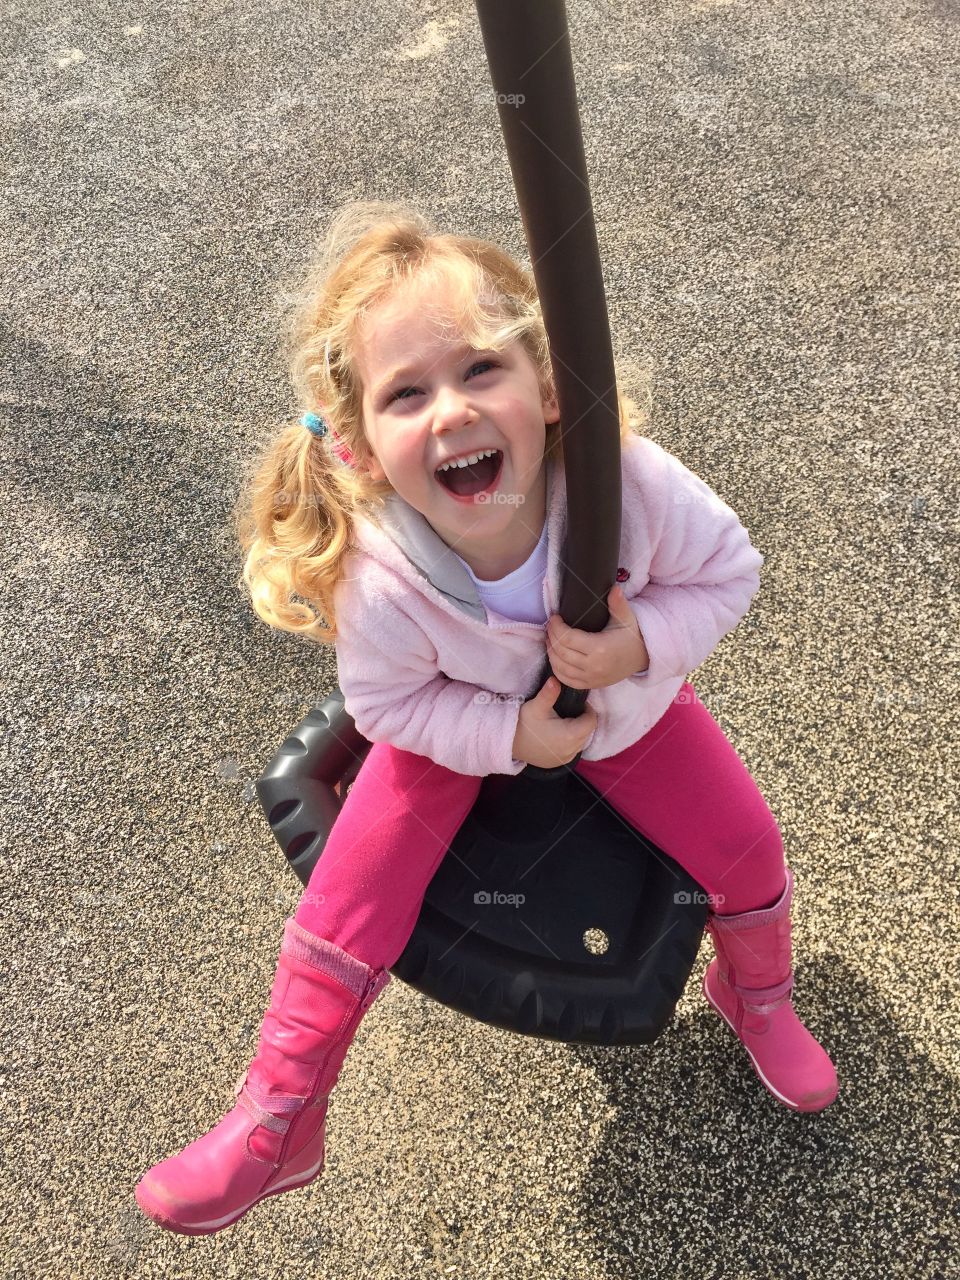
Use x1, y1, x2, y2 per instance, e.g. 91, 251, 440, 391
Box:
301, 411, 355, 466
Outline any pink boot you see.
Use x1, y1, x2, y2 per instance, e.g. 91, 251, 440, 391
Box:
135, 919, 391, 1235
702, 867, 838, 1113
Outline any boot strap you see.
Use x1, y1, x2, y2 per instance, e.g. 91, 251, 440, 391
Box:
236, 1088, 291, 1134
233, 1074, 330, 1135
732, 972, 795, 1015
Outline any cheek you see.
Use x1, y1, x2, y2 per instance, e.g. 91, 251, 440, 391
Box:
384, 428, 430, 479
497, 392, 543, 436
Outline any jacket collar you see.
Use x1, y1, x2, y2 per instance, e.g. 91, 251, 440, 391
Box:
353, 453, 565, 623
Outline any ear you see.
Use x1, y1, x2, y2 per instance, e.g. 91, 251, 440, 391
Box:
363, 451, 386, 483
543, 391, 560, 424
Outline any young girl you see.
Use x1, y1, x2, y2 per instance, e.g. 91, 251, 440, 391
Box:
135, 200, 838, 1236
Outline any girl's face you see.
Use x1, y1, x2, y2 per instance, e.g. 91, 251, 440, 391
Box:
354, 283, 560, 568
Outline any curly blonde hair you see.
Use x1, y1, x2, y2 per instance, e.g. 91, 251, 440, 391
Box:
232, 199, 650, 645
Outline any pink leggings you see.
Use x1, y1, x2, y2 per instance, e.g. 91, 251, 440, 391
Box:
294, 681, 787, 971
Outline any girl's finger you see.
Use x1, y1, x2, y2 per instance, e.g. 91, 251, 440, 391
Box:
556, 673, 585, 690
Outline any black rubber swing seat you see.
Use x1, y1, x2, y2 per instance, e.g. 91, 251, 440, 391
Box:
256, 689, 709, 1046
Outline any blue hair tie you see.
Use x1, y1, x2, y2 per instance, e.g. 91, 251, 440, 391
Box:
302, 412, 328, 437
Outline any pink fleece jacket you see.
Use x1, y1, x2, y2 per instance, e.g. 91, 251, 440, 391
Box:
332, 432, 764, 777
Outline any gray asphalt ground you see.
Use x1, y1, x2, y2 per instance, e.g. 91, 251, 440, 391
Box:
2, 0, 959, 1276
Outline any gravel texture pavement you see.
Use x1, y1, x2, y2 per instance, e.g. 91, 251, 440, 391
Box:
2, 1, 958, 1277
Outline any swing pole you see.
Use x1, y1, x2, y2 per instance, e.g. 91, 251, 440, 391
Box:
471, 0, 622, 831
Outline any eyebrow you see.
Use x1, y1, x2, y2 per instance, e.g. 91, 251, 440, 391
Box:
373, 343, 495, 400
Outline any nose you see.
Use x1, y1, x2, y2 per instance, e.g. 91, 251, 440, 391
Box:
432, 381, 475, 433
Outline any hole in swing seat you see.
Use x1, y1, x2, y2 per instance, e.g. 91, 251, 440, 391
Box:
583, 927, 610, 956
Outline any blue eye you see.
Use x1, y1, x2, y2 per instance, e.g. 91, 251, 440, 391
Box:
391, 360, 497, 404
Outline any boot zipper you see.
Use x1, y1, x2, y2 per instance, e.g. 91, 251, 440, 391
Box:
360, 970, 385, 1010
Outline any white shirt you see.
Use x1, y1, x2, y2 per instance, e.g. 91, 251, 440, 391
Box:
453, 517, 549, 624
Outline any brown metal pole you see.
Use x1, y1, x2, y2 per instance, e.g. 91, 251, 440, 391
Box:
473, 0, 621, 788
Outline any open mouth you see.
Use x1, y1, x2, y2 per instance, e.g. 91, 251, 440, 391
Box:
435, 449, 503, 499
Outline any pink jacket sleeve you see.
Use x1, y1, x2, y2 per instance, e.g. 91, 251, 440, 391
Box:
625, 439, 764, 683
333, 562, 526, 778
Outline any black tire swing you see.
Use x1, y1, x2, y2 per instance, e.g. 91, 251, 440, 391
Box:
257, 0, 709, 1045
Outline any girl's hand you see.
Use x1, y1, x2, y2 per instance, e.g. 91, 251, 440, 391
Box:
545, 584, 649, 690
512, 677, 598, 768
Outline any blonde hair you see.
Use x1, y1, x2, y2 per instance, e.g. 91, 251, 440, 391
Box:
232, 199, 650, 645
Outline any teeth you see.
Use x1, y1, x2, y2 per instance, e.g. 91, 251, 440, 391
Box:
436, 448, 499, 474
